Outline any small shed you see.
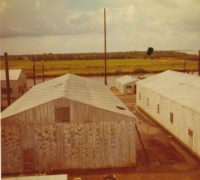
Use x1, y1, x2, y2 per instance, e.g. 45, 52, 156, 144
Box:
136, 70, 200, 159
1, 69, 27, 110
116, 75, 138, 94
1, 74, 136, 174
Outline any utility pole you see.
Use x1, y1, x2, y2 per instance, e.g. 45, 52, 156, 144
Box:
183, 59, 186, 73
198, 50, 200, 76
32, 56, 36, 85
4, 52, 11, 106
41, 59, 44, 82
104, 8, 107, 85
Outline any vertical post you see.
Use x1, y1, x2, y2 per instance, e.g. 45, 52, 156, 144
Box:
104, 8, 107, 85
198, 50, 200, 76
183, 59, 186, 72
4, 52, 11, 105
42, 59, 44, 82
32, 56, 36, 85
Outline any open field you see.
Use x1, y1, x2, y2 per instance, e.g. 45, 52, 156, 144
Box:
0, 58, 198, 78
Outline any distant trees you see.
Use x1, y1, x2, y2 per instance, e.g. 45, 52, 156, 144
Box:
0, 51, 197, 61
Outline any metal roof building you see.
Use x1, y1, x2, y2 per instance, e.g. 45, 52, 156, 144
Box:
0, 69, 22, 81
1, 69, 27, 110
136, 70, 200, 159
116, 75, 138, 94
1, 74, 136, 174
2, 74, 134, 119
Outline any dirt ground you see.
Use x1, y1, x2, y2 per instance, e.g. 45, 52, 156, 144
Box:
68, 88, 200, 180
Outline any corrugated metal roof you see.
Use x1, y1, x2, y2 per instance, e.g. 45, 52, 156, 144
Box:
2, 174, 67, 180
116, 75, 138, 85
1, 74, 134, 119
137, 70, 200, 114
0, 69, 22, 81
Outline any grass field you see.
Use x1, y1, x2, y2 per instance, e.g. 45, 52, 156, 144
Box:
0, 58, 198, 78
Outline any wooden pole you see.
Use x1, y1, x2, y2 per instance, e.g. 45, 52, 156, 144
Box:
42, 59, 44, 82
104, 8, 107, 85
198, 50, 200, 76
4, 52, 11, 105
184, 59, 186, 73
32, 56, 36, 85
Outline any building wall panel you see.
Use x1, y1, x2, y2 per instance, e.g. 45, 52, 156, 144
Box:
136, 84, 200, 159
1, 125, 22, 173
2, 97, 136, 174
1, 72, 27, 109
2, 120, 135, 173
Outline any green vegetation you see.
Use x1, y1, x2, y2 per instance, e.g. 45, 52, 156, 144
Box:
0, 58, 198, 78
1, 50, 198, 61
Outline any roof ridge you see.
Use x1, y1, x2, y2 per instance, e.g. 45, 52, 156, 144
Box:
1, 74, 133, 119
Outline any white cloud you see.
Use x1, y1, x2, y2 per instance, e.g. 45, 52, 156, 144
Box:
35, 0, 40, 10
0, 0, 7, 15
0, 0, 200, 54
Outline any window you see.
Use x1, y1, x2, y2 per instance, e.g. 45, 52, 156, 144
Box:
188, 129, 193, 138
134, 85, 136, 94
55, 106, 70, 122
139, 93, 141, 100
157, 104, 160, 114
170, 112, 174, 124
126, 85, 132, 89
1, 88, 12, 94
147, 97, 149, 106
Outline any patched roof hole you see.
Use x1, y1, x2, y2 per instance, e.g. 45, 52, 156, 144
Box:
116, 106, 127, 110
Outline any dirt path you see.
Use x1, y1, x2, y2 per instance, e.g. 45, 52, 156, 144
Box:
69, 170, 200, 180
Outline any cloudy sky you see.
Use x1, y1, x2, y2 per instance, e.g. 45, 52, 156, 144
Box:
0, 0, 200, 55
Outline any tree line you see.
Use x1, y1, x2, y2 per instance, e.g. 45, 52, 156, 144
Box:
0, 51, 198, 61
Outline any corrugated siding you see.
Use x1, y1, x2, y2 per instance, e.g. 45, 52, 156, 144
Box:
2, 98, 136, 174
1, 125, 22, 173
116, 80, 136, 94
2, 120, 135, 173
137, 84, 200, 158
2, 98, 133, 125
1, 70, 27, 108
